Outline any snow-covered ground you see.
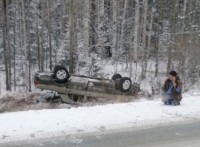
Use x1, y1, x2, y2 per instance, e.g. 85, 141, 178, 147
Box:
0, 90, 200, 144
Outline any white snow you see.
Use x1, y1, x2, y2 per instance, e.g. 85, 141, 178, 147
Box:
0, 90, 200, 143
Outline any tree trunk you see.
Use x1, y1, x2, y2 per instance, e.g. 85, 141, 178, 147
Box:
167, 0, 178, 72
48, 0, 52, 70
178, 0, 188, 78
1, 0, 10, 91
89, 0, 98, 53
40, 1, 45, 71
112, 0, 118, 72
141, 0, 148, 80
83, 0, 91, 75
36, 0, 41, 70
22, 0, 29, 91
133, 0, 139, 63
83, 0, 90, 56
155, 23, 159, 78
98, 0, 105, 58
13, 0, 17, 91
69, 0, 77, 74
61, 0, 67, 32
130, 0, 139, 78
6, 0, 12, 90
26, 4, 31, 92
144, 0, 155, 79
119, 0, 128, 54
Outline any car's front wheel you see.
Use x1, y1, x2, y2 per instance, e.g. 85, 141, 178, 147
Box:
120, 77, 132, 92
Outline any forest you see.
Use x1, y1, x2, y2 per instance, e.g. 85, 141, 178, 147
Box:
0, 0, 200, 92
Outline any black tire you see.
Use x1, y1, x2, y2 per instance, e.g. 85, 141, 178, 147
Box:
54, 66, 70, 84
112, 73, 122, 81
120, 77, 132, 92
112, 74, 122, 90
54, 65, 61, 71
52, 65, 60, 79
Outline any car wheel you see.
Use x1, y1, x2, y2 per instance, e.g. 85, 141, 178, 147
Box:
112, 73, 122, 81
112, 74, 122, 90
54, 66, 70, 84
120, 77, 132, 92
52, 65, 61, 79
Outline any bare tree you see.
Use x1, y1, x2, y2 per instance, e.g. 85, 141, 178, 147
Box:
98, 0, 105, 58
112, 0, 118, 72
166, 0, 179, 72
40, 1, 45, 71
130, 0, 140, 78
35, 0, 41, 71
1, 0, 11, 91
141, 0, 148, 79
144, 0, 155, 78
69, 0, 77, 74
48, 0, 53, 70
6, 0, 12, 90
83, 0, 90, 56
21, 0, 29, 90
13, 0, 18, 91
61, 0, 67, 32
89, 0, 98, 53
119, 0, 128, 53
177, 0, 188, 79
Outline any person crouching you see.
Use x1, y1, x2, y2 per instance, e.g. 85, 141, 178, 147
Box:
162, 70, 182, 106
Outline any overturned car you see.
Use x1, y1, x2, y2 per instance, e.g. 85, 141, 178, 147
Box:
34, 65, 140, 103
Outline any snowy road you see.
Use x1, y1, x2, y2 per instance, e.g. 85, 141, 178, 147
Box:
3, 121, 200, 147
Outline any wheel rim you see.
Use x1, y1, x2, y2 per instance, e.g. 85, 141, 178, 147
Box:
123, 80, 131, 90
56, 70, 67, 80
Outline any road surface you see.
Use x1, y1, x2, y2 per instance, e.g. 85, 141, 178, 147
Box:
1, 121, 200, 147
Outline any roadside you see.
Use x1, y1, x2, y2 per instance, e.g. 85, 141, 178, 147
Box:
0, 90, 142, 113
0, 90, 200, 144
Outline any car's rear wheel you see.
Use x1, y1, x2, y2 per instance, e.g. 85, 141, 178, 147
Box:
112, 73, 122, 81
112, 74, 122, 90
120, 77, 132, 92
54, 66, 70, 84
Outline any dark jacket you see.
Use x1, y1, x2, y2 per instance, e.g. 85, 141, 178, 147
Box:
162, 76, 182, 102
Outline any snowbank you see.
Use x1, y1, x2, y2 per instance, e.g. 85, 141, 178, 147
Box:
0, 91, 200, 143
